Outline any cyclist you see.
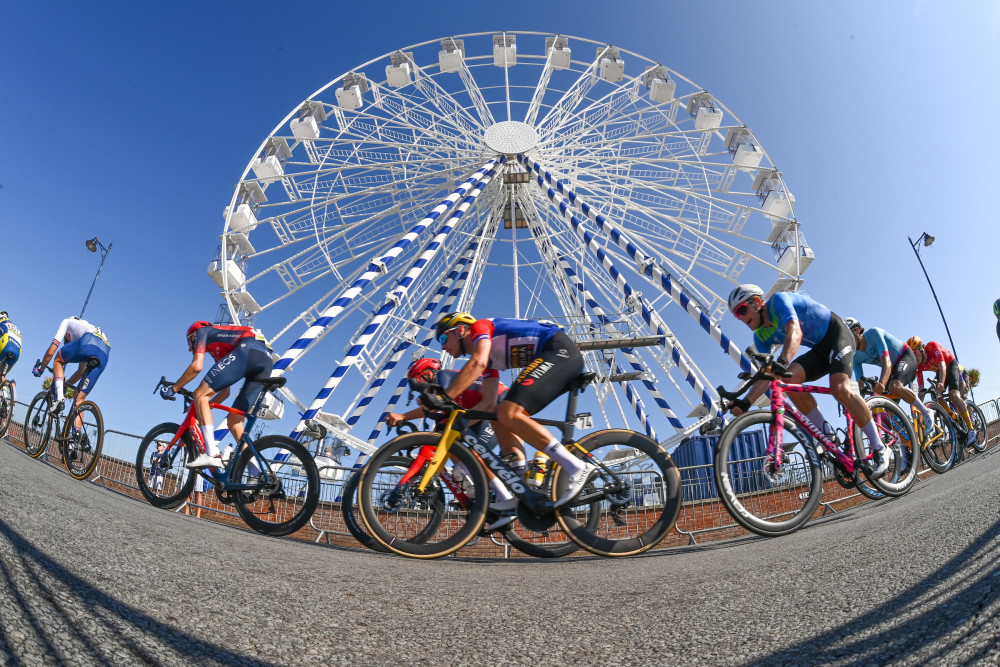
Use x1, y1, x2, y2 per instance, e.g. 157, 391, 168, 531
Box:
160, 321, 272, 469
32, 316, 111, 419
845, 317, 937, 464
994, 299, 1000, 345
728, 286, 890, 478
0, 311, 22, 385
434, 312, 595, 508
386, 357, 522, 529
908, 335, 976, 446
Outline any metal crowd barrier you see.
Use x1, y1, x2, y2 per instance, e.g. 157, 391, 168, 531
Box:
3, 394, 1000, 556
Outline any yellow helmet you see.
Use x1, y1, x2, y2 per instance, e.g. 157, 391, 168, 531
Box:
435, 312, 476, 341
907, 335, 923, 350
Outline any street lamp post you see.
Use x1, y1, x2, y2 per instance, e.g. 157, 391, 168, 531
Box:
81, 237, 112, 319
908, 232, 960, 362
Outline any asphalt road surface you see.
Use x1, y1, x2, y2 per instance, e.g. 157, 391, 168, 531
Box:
2, 439, 1000, 666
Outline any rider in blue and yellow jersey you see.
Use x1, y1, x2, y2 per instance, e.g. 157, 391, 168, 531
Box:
727, 286, 890, 478
0, 311, 21, 385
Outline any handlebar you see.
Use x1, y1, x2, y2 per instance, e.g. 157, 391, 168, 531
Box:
154, 376, 194, 409
716, 349, 793, 412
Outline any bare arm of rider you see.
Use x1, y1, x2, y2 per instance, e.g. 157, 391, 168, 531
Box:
39, 341, 59, 368
875, 354, 892, 393
173, 353, 205, 393
386, 407, 425, 426
445, 337, 490, 400
737, 319, 802, 413
935, 361, 947, 394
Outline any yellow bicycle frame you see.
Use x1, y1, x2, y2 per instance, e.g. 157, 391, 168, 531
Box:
417, 409, 465, 493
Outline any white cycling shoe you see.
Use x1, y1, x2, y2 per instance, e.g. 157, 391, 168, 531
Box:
554, 462, 598, 508
186, 453, 223, 469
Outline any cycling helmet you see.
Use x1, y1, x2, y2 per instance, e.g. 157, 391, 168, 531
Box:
186, 321, 212, 349
407, 357, 441, 380
727, 284, 764, 312
434, 312, 477, 339
844, 317, 861, 332
907, 335, 923, 350
994, 298, 1000, 318
0, 311, 7, 321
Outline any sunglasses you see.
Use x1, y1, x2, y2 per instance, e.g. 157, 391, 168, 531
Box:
437, 328, 456, 345
733, 302, 751, 318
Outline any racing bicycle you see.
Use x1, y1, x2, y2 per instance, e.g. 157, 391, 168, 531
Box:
357, 372, 683, 559
714, 350, 918, 537
23, 361, 105, 480
135, 376, 319, 537
920, 380, 988, 457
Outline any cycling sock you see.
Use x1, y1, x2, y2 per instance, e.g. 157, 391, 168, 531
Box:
962, 411, 974, 430
200, 425, 220, 457
861, 420, 886, 450
543, 438, 586, 475
806, 408, 832, 438
489, 476, 515, 502
54, 378, 64, 402
914, 401, 933, 425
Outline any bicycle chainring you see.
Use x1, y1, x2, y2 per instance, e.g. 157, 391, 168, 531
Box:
833, 464, 856, 489
516, 502, 556, 531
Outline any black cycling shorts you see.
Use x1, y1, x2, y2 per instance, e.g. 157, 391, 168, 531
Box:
888, 348, 917, 386
205, 339, 274, 413
503, 331, 584, 415
794, 313, 856, 383
943, 360, 962, 392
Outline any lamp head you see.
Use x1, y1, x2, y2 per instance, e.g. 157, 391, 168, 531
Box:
86, 238, 98, 253
922, 233, 935, 247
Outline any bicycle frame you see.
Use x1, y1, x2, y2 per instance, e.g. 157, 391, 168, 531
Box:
766, 379, 864, 474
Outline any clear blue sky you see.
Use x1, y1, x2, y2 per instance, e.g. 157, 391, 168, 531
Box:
2, 1, 998, 440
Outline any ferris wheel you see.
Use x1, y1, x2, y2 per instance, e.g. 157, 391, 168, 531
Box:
209, 31, 812, 454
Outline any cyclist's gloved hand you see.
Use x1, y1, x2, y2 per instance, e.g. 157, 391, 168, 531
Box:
769, 356, 790, 377
32, 360, 44, 377
159, 385, 176, 400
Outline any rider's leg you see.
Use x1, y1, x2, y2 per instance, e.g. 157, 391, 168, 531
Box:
193, 381, 221, 458
950, 388, 973, 429
52, 352, 66, 402
830, 371, 885, 449
782, 363, 835, 437
496, 401, 587, 476
888, 379, 933, 423
492, 424, 526, 465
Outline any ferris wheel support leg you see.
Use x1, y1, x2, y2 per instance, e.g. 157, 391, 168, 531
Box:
529, 166, 722, 421
288, 162, 503, 439
519, 154, 756, 377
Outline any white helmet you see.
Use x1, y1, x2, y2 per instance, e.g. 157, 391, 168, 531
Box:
844, 316, 861, 332
728, 284, 764, 312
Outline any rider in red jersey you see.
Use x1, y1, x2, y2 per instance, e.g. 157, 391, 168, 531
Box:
909, 336, 975, 444
160, 322, 272, 469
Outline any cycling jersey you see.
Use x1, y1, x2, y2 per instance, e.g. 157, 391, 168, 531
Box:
53, 317, 109, 347
0, 319, 22, 375
191, 325, 258, 362
437, 368, 506, 409
916, 341, 959, 390
752, 292, 833, 352
470, 318, 562, 370
851, 327, 906, 380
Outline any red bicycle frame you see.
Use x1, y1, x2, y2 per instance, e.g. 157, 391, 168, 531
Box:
168, 398, 247, 455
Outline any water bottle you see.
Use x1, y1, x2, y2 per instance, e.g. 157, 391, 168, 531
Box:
526, 452, 549, 488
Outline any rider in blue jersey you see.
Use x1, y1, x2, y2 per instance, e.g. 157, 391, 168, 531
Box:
728, 286, 890, 478
435, 312, 595, 512
0, 311, 22, 384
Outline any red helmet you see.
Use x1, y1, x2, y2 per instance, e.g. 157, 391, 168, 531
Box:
407, 357, 441, 380
187, 321, 212, 349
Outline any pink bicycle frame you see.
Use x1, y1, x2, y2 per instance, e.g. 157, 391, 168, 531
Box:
767, 379, 864, 473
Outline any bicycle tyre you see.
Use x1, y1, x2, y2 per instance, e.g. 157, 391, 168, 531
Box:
62, 401, 104, 480
23, 392, 52, 458
0, 380, 14, 438
860, 397, 918, 497
358, 432, 489, 559
340, 462, 391, 552
551, 429, 682, 556
231, 435, 320, 537
714, 411, 823, 537
920, 403, 957, 474
135, 422, 198, 508
967, 400, 988, 453
852, 416, 892, 501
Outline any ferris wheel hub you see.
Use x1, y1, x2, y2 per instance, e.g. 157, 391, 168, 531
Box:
484, 121, 539, 155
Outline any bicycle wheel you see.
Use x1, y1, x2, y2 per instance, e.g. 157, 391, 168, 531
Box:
230, 435, 320, 537
920, 403, 957, 474
713, 412, 823, 537
340, 462, 390, 552
358, 432, 489, 559
0, 380, 14, 438
61, 401, 104, 480
856, 397, 918, 497
135, 422, 197, 508
551, 429, 681, 557
23, 392, 52, 458
966, 400, 988, 453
